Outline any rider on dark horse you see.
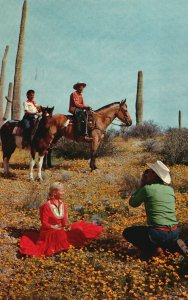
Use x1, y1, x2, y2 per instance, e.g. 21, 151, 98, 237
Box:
21, 90, 41, 147
69, 82, 93, 141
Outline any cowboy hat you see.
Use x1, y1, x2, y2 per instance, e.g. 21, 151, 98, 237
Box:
146, 160, 171, 184
73, 82, 86, 89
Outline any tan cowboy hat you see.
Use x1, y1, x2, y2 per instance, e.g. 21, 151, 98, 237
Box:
73, 82, 86, 89
146, 160, 171, 184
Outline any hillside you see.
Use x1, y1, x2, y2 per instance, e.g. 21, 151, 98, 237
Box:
0, 136, 188, 299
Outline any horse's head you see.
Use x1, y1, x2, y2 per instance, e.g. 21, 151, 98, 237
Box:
116, 99, 132, 126
41, 106, 54, 117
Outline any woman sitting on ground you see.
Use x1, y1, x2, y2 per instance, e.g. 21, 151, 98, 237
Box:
20, 182, 104, 257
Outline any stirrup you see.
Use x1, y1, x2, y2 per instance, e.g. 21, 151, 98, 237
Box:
83, 135, 93, 141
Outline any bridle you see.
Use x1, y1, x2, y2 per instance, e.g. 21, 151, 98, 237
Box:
115, 104, 131, 126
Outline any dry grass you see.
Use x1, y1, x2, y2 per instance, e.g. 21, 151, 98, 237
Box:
0, 135, 188, 299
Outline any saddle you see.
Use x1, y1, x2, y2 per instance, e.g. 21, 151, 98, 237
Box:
12, 119, 40, 146
74, 110, 95, 137
12, 121, 23, 136
87, 110, 95, 131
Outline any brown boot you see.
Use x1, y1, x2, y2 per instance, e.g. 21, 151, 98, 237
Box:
177, 239, 188, 255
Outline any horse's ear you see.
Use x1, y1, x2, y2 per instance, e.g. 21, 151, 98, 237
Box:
52, 106, 54, 111
120, 99, 126, 106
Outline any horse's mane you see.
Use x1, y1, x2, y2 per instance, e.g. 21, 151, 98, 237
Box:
95, 102, 120, 112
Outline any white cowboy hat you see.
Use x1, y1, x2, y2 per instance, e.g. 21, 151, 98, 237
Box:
146, 160, 171, 184
73, 82, 86, 89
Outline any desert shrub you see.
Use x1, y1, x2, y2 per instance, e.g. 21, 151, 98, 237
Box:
141, 138, 164, 153
121, 120, 162, 140
120, 173, 141, 197
141, 139, 158, 152
22, 184, 47, 210
53, 129, 117, 159
161, 128, 188, 165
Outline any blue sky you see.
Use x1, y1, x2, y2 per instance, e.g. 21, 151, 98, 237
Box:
0, 0, 188, 128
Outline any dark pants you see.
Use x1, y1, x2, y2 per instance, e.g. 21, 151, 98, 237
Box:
123, 226, 180, 256
21, 114, 36, 141
73, 109, 87, 136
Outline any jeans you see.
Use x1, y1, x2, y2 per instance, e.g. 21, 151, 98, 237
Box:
22, 115, 35, 130
149, 227, 179, 250
122, 226, 180, 253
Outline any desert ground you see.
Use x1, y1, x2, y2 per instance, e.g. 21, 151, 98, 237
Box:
0, 135, 188, 299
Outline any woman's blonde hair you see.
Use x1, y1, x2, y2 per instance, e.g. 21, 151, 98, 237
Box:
48, 182, 64, 196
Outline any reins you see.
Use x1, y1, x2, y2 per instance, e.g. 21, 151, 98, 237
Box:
111, 122, 126, 127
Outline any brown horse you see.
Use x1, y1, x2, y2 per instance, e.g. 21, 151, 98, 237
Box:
27, 99, 132, 179
0, 106, 54, 179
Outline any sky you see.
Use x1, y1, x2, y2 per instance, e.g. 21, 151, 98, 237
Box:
0, 0, 188, 128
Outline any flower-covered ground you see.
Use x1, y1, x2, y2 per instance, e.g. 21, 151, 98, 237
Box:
0, 137, 187, 299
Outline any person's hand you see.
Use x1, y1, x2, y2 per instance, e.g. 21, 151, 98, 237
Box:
63, 224, 71, 231
51, 224, 63, 230
140, 169, 151, 187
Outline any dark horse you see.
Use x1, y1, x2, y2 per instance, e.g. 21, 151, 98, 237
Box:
1, 100, 131, 180
0, 106, 54, 180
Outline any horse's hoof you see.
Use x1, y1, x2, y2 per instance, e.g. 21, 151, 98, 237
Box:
91, 168, 98, 172
37, 177, 43, 182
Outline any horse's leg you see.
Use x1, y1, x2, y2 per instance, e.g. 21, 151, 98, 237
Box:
90, 149, 97, 171
47, 149, 52, 168
29, 151, 36, 180
2, 146, 16, 175
90, 134, 103, 171
43, 149, 52, 169
42, 153, 47, 170
37, 155, 45, 181
3, 157, 10, 174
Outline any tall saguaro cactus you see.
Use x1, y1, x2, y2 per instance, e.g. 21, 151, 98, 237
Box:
0, 45, 9, 123
135, 70, 143, 125
3, 82, 13, 121
178, 110, 182, 129
12, 0, 27, 120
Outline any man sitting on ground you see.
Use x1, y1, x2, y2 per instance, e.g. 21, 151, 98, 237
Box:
122, 160, 180, 259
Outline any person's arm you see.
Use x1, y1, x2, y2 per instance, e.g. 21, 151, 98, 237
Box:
129, 186, 147, 207
24, 101, 39, 115
71, 93, 87, 109
40, 203, 62, 230
62, 204, 71, 231
24, 101, 32, 114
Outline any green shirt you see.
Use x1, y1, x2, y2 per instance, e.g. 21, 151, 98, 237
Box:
129, 183, 178, 227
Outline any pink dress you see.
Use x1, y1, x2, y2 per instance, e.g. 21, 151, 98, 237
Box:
20, 199, 104, 257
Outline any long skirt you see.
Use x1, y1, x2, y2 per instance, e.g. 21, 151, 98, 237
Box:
20, 220, 104, 257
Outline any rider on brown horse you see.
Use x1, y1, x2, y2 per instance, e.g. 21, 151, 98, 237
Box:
21, 90, 41, 147
69, 82, 93, 141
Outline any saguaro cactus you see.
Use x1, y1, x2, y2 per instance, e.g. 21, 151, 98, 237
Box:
12, 0, 27, 120
178, 110, 182, 129
135, 70, 143, 125
0, 45, 9, 123
3, 82, 13, 121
